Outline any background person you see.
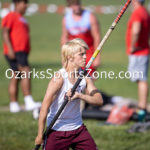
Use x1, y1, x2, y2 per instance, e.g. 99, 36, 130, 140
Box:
126, 0, 150, 120
1, 0, 41, 113
61, 0, 121, 109
35, 38, 103, 149
61, 0, 101, 76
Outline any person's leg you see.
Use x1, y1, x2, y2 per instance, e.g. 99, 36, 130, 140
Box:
136, 56, 149, 121
18, 65, 41, 111
19, 65, 31, 96
137, 56, 149, 110
5, 55, 21, 112
128, 55, 149, 121
9, 72, 19, 102
9, 72, 21, 112
71, 125, 98, 150
44, 130, 70, 150
136, 80, 148, 122
138, 80, 149, 109
16, 52, 41, 111
137, 56, 149, 117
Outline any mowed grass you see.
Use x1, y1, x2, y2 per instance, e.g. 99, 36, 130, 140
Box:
0, 1, 150, 150
0, 112, 150, 150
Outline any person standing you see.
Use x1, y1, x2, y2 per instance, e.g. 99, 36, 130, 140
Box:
35, 38, 103, 149
61, 0, 101, 76
61, 0, 118, 110
1, 0, 41, 113
126, 0, 150, 120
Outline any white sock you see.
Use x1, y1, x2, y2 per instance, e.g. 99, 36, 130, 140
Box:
10, 101, 19, 105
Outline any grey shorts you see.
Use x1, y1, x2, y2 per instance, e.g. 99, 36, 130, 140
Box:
128, 55, 149, 82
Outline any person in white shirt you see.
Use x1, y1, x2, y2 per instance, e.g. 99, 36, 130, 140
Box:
35, 38, 103, 150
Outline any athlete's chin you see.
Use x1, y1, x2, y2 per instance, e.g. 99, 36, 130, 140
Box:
80, 63, 86, 68
74, 11, 81, 15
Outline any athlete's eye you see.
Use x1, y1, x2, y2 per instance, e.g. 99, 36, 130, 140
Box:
79, 53, 86, 56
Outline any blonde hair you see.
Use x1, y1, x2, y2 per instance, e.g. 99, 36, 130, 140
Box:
62, 38, 88, 68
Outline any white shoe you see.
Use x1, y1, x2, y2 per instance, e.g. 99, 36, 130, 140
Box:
10, 102, 21, 113
25, 101, 41, 111
32, 107, 40, 120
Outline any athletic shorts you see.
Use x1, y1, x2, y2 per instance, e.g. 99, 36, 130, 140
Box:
44, 124, 98, 150
5, 51, 29, 71
128, 55, 149, 82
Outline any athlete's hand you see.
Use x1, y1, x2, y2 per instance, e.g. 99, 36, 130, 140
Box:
35, 135, 43, 145
66, 89, 72, 101
8, 49, 15, 60
71, 92, 81, 100
66, 89, 81, 101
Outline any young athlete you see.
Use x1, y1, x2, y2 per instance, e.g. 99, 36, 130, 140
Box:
35, 38, 103, 150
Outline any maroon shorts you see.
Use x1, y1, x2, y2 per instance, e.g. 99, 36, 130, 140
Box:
44, 124, 98, 150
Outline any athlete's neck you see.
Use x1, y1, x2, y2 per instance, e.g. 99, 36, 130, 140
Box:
65, 63, 79, 78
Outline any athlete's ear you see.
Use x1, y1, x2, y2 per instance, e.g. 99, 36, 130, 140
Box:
68, 55, 74, 62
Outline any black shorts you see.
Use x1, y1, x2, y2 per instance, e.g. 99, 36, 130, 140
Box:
5, 51, 29, 71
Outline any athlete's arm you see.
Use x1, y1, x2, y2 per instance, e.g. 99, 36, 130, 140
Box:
35, 72, 64, 145
130, 21, 141, 53
90, 13, 101, 69
2, 27, 15, 59
61, 17, 69, 46
70, 78, 103, 106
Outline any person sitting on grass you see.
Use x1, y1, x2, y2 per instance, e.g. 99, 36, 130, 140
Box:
35, 38, 103, 150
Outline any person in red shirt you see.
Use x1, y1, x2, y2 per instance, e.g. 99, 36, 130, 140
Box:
126, 0, 150, 120
2, 0, 41, 113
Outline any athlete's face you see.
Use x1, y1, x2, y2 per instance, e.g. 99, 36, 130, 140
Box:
72, 47, 87, 68
71, 4, 82, 15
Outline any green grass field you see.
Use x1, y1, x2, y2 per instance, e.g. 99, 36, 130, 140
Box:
0, 0, 150, 150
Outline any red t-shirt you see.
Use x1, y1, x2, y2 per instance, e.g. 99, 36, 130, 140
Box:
126, 6, 150, 55
1, 12, 30, 55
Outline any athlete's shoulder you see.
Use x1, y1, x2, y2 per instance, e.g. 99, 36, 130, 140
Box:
7, 11, 19, 17
89, 12, 98, 24
50, 69, 64, 87
4, 11, 20, 21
